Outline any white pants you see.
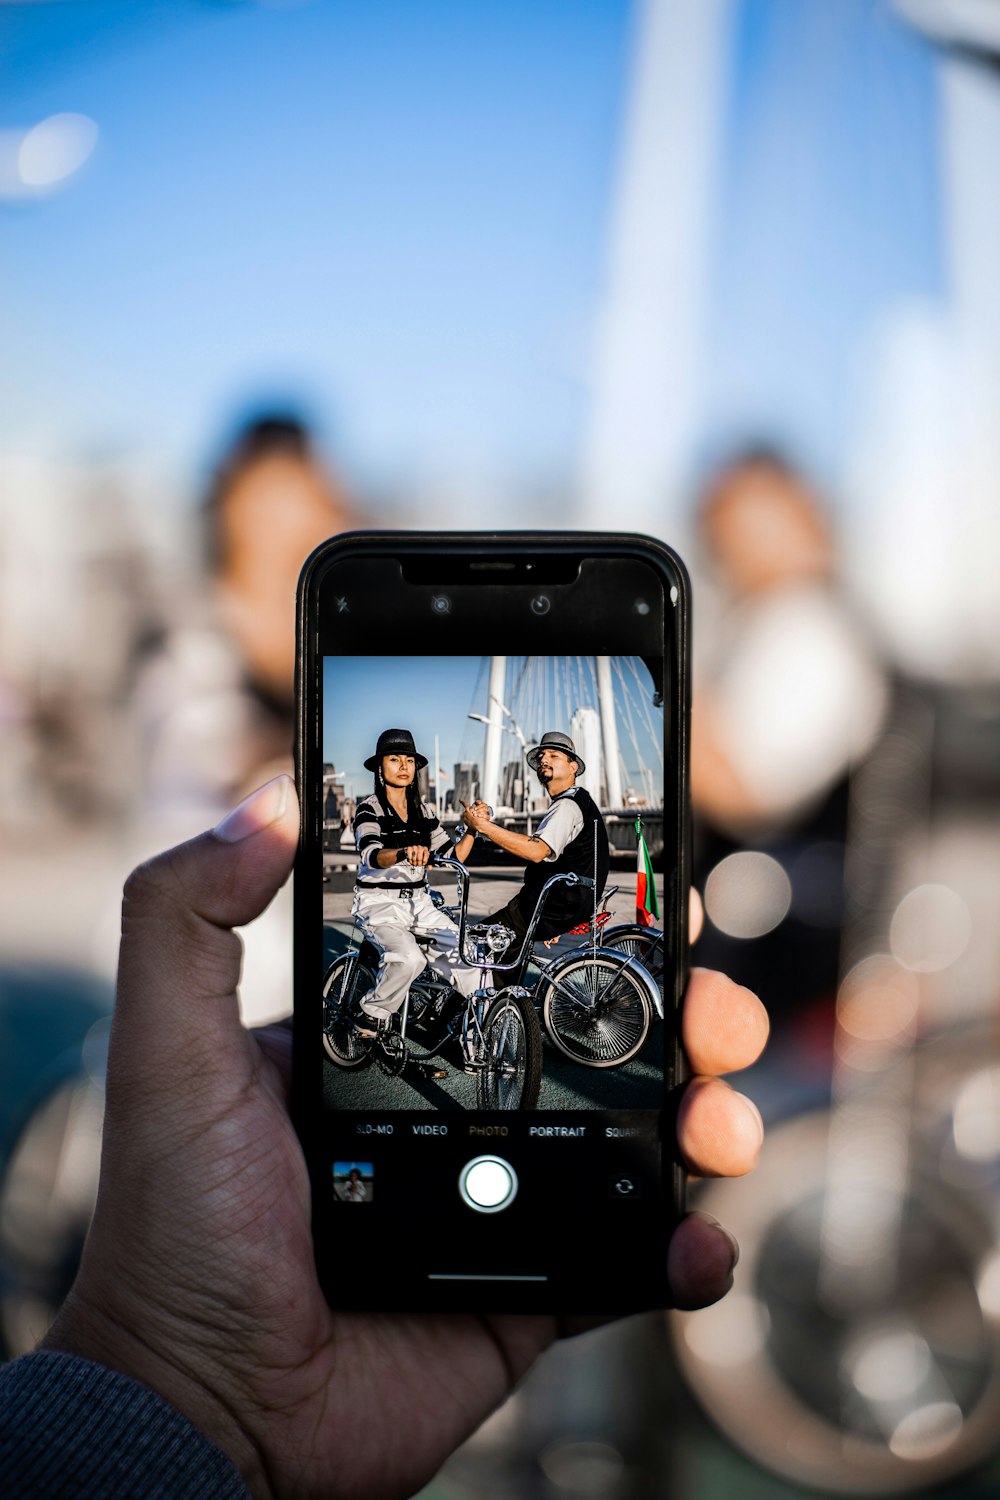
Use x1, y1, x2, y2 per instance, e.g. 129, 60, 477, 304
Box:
353, 887, 480, 1017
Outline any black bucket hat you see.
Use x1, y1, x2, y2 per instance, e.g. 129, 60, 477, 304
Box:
364, 727, 428, 772
525, 730, 585, 776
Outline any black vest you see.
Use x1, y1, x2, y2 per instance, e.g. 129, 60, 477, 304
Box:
521, 785, 610, 930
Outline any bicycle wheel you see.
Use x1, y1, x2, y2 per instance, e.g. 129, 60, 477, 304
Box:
374, 1028, 409, 1078
322, 954, 377, 1068
476, 992, 542, 1110
602, 924, 664, 986
540, 952, 652, 1068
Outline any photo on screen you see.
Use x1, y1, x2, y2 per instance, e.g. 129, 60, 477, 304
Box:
320, 656, 666, 1112
333, 1162, 375, 1203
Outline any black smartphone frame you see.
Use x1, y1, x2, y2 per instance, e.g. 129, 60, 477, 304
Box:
293, 531, 691, 1315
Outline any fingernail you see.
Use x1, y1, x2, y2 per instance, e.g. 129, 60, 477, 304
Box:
722, 1225, 739, 1271
694, 1211, 740, 1271
213, 775, 291, 843
741, 1094, 765, 1146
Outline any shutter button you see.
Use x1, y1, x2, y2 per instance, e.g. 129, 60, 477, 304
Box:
459, 1156, 518, 1213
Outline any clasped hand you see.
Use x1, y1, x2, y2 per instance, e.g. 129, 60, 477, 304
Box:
460, 798, 491, 834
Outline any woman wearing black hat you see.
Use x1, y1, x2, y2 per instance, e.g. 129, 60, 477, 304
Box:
351, 728, 478, 1034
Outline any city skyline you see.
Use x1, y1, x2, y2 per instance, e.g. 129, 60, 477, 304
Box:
323, 655, 662, 809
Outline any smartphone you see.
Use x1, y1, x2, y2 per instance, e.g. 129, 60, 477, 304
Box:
294, 532, 690, 1315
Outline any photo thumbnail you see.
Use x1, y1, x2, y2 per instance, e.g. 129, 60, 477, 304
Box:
333, 1162, 374, 1203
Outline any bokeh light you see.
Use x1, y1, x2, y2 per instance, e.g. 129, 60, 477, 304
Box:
703, 851, 791, 939
17, 113, 98, 192
889, 883, 972, 973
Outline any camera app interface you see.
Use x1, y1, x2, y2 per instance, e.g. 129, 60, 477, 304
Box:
320, 654, 666, 1115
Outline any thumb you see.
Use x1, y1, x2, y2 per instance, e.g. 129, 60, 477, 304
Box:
111, 774, 298, 1101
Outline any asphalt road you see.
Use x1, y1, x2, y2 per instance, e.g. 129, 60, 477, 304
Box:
321, 1020, 665, 1112
320, 866, 664, 1112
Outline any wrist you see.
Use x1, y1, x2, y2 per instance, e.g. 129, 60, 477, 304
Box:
43, 1284, 270, 1498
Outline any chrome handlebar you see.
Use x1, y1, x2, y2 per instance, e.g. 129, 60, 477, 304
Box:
429, 853, 593, 971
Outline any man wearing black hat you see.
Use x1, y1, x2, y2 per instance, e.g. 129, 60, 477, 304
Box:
351, 728, 478, 1033
461, 730, 609, 975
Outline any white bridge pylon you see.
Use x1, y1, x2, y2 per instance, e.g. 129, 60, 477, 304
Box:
477, 655, 646, 813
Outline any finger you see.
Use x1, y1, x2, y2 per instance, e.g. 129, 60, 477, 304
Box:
677, 1077, 763, 1177
668, 1211, 739, 1310
682, 967, 768, 1076
111, 776, 299, 1099
690, 887, 704, 943
554, 1211, 739, 1334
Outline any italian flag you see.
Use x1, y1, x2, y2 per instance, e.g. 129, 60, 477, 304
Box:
635, 816, 660, 928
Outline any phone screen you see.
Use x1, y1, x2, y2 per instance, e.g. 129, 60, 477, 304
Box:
296, 537, 687, 1313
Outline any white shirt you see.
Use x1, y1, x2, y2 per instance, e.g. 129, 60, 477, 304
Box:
704, 584, 887, 820
533, 792, 585, 861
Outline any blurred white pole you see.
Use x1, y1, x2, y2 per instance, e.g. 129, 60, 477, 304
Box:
578, 0, 734, 533
851, 38, 1000, 681
942, 52, 1000, 345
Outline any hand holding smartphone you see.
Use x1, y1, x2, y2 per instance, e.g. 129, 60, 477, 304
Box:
23, 534, 766, 1500
294, 532, 691, 1314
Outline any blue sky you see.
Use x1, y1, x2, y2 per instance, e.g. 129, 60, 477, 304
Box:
1, 0, 627, 499
324, 655, 661, 797
1, 0, 944, 509
325, 657, 486, 794
701, 0, 943, 488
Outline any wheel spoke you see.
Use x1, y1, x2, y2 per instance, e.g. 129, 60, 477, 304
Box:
482, 1002, 526, 1108
544, 956, 649, 1066
323, 958, 378, 1066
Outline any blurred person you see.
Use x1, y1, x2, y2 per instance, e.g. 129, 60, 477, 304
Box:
130, 413, 365, 1026
692, 447, 885, 833
1, 420, 363, 1360
0, 776, 768, 1498
137, 414, 363, 827
691, 449, 887, 1035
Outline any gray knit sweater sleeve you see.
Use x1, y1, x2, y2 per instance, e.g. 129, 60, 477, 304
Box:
0, 1351, 250, 1498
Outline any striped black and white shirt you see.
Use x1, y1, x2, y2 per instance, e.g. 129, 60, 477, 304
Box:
353, 792, 454, 889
